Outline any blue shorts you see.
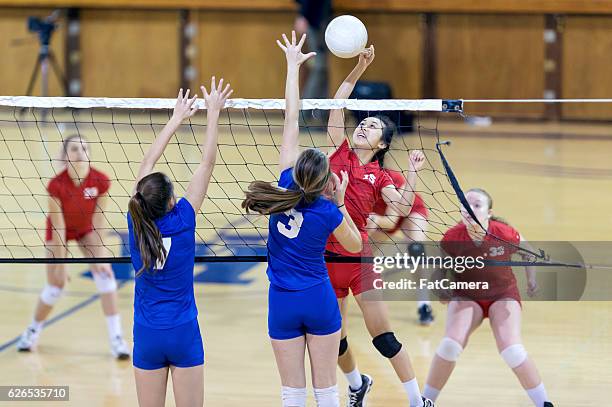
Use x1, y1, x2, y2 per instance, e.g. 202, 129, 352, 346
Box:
133, 318, 204, 370
268, 279, 342, 340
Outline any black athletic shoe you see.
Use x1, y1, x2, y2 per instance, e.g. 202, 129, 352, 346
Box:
347, 374, 373, 407
422, 397, 436, 406
543, 403, 554, 407
418, 304, 434, 325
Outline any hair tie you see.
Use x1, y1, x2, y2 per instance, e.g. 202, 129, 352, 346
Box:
299, 188, 306, 199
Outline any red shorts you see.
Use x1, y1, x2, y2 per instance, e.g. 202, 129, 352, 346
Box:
45, 218, 92, 242
382, 195, 428, 235
326, 247, 378, 298
473, 289, 522, 318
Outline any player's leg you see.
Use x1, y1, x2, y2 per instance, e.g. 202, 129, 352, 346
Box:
271, 336, 308, 406
307, 330, 341, 406
170, 365, 204, 407
489, 299, 553, 407
134, 367, 169, 407
423, 299, 483, 402
400, 213, 434, 325
268, 283, 308, 406
354, 294, 428, 406
327, 261, 372, 403
17, 242, 67, 351
78, 231, 129, 358
303, 280, 343, 406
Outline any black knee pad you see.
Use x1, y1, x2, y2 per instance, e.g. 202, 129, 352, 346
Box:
372, 332, 402, 358
408, 242, 425, 258
339, 336, 348, 356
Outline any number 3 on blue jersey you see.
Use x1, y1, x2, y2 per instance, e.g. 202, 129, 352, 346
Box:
277, 209, 304, 239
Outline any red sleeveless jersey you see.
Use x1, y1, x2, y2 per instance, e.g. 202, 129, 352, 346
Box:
45, 167, 111, 241
441, 220, 521, 300
325, 139, 393, 256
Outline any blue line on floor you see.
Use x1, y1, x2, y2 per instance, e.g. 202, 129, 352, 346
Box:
0, 280, 128, 353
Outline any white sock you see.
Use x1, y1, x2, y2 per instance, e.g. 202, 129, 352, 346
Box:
526, 382, 549, 407
345, 368, 363, 391
314, 385, 339, 407
281, 386, 306, 407
417, 301, 431, 308
402, 378, 424, 407
30, 319, 43, 332
105, 314, 122, 340
422, 384, 441, 401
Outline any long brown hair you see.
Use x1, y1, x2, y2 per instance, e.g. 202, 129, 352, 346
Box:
128, 172, 174, 275
467, 187, 509, 225
242, 148, 331, 215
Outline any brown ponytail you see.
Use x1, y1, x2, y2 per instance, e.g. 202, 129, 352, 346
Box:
242, 148, 331, 215
128, 172, 174, 276
242, 181, 304, 215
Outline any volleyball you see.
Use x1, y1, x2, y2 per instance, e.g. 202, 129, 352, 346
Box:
325, 15, 368, 58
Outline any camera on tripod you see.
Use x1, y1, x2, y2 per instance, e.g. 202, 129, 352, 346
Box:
28, 16, 57, 50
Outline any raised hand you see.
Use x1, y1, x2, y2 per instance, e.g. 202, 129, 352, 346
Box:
332, 170, 349, 205
409, 150, 426, 172
276, 30, 316, 67
358, 45, 375, 67
171, 88, 199, 122
201, 76, 233, 112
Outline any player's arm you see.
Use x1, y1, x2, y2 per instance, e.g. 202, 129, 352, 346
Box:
519, 234, 539, 297
382, 151, 425, 217
327, 45, 374, 153
277, 31, 316, 171
92, 193, 108, 233
367, 212, 401, 233
87, 193, 114, 275
132, 89, 199, 195
184, 77, 233, 212
332, 171, 362, 253
47, 196, 67, 271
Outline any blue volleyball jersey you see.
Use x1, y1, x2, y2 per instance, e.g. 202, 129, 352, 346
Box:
266, 168, 344, 290
128, 197, 197, 329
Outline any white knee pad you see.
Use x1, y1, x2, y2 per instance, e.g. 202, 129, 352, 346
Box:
436, 337, 463, 362
40, 284, 63, 306
500, 344, 528, 368
314, 385, 339, 407
93, 272, 117, 294
281, 386, 306, 407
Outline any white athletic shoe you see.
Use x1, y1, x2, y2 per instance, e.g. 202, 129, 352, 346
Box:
110, 336, 130, 360
16, 327, 40, 352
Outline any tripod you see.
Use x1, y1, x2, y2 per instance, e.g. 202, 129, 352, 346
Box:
25, 13, 67, 97
25, 45, 67, 97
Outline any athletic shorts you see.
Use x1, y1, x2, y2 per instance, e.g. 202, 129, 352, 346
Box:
45, 225, 93, 242
133, 318, 204, 370
268, 280, 341, 340
326, 249, 377, 298
456, 289, 522, 319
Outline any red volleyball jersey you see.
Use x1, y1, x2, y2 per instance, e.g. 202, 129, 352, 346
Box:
45, 167, 111, 241
441, 220, 521, 300
326, 139, 394, 256
372, 169, 428, 219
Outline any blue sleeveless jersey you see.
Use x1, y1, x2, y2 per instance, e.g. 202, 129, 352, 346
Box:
267, 168, 344, 290
128, 198, 197, 329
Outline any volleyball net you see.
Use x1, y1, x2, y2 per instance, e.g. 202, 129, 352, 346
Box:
0, 96, 468, 263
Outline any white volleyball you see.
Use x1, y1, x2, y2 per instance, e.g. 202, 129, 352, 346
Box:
325, 15, 368, 58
